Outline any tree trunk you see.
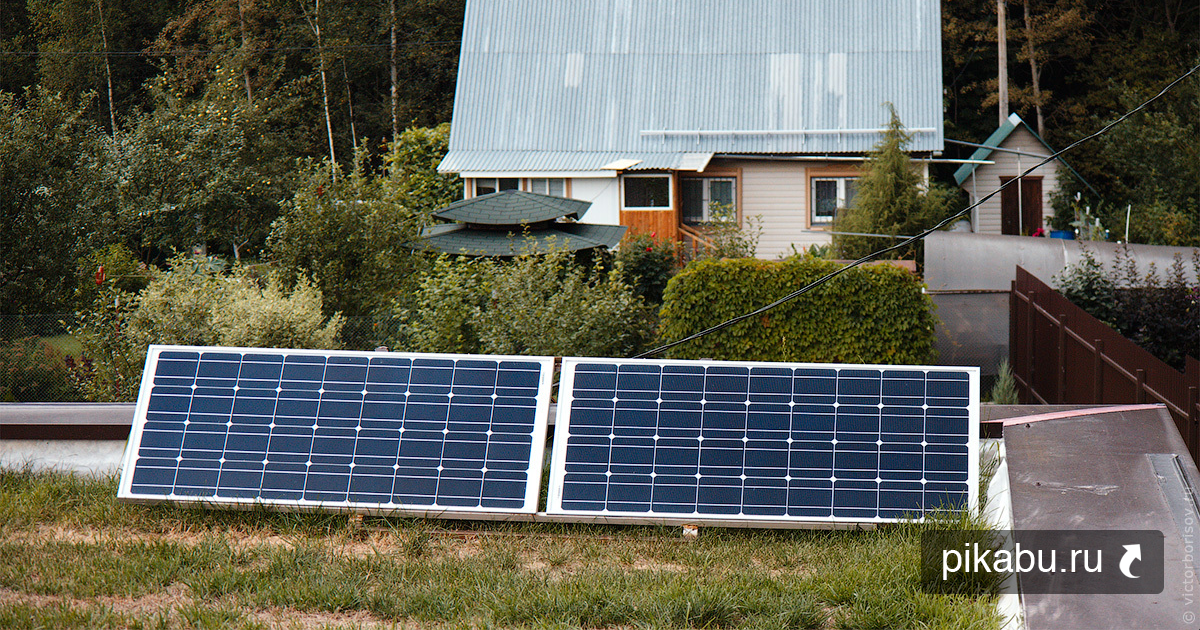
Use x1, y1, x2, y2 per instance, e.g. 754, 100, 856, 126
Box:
306, 0, 337, 175
95, 0, 117, 133
389, 0, 398, 143
997, 0, 1009, 126
1023, 0, 1045, 136
238, 0, 253, 104
343, 59, 357, 152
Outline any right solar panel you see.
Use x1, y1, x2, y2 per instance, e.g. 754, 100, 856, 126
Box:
547, 358, 978, 524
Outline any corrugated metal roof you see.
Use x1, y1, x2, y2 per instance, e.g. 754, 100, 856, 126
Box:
442, 0, 944, 173
439, 151, 713, 173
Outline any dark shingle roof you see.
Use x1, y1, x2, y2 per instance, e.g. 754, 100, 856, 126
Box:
410, 223, 627, 257
434, 190, 593, 225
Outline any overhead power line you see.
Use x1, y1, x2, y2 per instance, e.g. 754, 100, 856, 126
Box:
0, 41, 460, 57
635, 60, 1200, 359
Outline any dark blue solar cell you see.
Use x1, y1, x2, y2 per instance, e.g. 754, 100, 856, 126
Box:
239, 355, 283, 380
157, 355, 199, 376
282, 357, 326, 384
553, 359, 975, 523
572, 365, 617, 395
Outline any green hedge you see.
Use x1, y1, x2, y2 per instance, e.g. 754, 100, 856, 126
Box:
657, 257, 937, 364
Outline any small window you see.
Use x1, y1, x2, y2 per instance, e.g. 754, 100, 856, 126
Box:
811, 177, 857, 224
681, 177, 737, 223
623, 176, 671, 209
474, 178, 519, 196
529, 178, 566, 196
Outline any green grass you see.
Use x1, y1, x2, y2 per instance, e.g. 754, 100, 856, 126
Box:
0, 471, 1004, 629
40, 334, 83, 359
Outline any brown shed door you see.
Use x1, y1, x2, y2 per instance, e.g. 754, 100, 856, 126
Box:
1000, 176, 1043, 235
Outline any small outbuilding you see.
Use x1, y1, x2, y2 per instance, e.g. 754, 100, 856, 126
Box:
411, 190, 627, 257
953, 113, 1086, 235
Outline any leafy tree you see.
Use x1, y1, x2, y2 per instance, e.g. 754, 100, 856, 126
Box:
267, 148, 425, 317
99, 68, 303, 258
383, 123, 462, 214
0, 0, 39, 94
0, 89, 111, 315
833, 108, 959, 261
28, 0, 173, 127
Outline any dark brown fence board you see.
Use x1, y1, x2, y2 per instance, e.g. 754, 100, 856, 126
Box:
1010, 266, 1200, 463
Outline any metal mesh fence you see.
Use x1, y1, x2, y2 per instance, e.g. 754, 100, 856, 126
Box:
0, 314, 83, 402
4, 301, 1013, 403
930, 292, 1010, 398
0, 314, 406, 402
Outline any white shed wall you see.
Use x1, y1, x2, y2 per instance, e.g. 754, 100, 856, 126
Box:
965, 126, 1061, 234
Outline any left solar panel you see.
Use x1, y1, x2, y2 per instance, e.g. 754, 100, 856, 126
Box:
118, 346, 554, 515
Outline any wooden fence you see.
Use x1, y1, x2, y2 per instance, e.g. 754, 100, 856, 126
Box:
1010, 266, 1200, 460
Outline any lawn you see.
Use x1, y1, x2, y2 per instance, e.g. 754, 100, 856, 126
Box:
0, 471, 1002, 629
40, 334, 83, 359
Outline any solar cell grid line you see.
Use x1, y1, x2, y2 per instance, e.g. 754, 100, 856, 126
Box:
547, 358, 979, 525
118, 345, 554, 516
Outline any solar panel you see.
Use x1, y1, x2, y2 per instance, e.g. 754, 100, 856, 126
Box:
118, 346, 554, 515
547, 358, 978, 524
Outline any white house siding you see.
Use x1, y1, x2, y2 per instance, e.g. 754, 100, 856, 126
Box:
965, 126, 1060, 234
728, 160, 834, 259
570, 177, 621, 225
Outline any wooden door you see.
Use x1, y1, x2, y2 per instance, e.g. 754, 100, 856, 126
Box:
1000, 176, 1043, 235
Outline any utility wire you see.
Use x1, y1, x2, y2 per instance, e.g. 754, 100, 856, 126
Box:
635, 60, 1200, 359
0, 41, 459, 57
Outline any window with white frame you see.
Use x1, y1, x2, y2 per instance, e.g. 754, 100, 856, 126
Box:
622, 175, 671, 209
474, 177, 519, 196
811, 177, 858, 224
528, 178, 566, 196
681, 177, 737, 223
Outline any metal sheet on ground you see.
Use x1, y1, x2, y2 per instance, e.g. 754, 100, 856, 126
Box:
118, 346, 554, 516
548, 358, 979, 524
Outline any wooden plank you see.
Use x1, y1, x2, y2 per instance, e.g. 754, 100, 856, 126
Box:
620, 209, 678, 241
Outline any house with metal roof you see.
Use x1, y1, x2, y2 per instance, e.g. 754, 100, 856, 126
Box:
411, 190, 627, 257
953, 112, 1087, 236
439, 0, 945, 258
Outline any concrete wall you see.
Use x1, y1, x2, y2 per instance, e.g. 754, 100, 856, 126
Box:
925, 232, 1200, 292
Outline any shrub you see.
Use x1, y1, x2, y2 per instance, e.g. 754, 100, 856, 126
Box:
989, 359, 1019, 404
656, 257, 937, 363
1054, 247, 1199, 370
477, 251, 654, 357
74, 243, 152, 310
402, 255, 493, 354
397, 249, 655, 358
71, 255, 343, 401
0, 337, 81, 402
615, 232, 680, 305
1053, 248, 1116, 325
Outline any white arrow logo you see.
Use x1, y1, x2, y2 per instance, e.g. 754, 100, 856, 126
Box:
1120, 544, 1142, 579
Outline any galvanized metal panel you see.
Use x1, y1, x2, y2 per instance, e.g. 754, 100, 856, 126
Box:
445, 0, 943, 173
